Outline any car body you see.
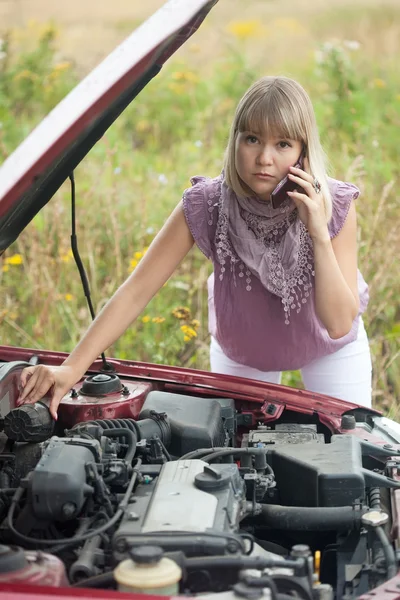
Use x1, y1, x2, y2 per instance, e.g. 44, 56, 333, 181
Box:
1, 1, 400, 599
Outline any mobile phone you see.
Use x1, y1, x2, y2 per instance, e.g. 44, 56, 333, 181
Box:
271, 151, 305, 210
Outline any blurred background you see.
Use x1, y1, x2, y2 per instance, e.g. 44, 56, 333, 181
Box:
1, 0, 399, 413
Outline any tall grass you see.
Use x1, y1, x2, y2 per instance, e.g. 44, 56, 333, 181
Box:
1, 10, 399, 412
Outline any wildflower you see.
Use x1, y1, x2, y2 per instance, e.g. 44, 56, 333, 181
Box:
0, 52, 6, 61
373, 79, 386, 89
152, 317, 165, 324
372, 140, 379, 148
180, 325, 197, 339
158, 174, 168, 185
4, 254, 23, 265
64, 293, 74, 302
194, 140, 203, 148
13, 70, 38, 82
130, 259, 138, 269
53, 61, 71, 73
2, 265, 9, 272
60, 249, 73, 263
114, 167, 122, 175
191, 319, 200, 329
136, 120, 150, 132
171, 71, 198, 83
172, 306, 191, 320
142, 316, 151, 323
226, 20, 264, 40
134, 251, 143, 260
183, 335, 191, 343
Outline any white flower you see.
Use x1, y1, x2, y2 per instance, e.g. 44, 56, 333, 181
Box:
114, 167, 122, 175
158, 174, 168, 185
343, 40, 360, 51
372, 140, 379, 148
0, 52, 6, 61
146, 227, 155, 235
194, 140, 203, 148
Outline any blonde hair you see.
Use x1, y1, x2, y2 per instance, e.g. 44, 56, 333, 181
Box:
224, 76, 332, 221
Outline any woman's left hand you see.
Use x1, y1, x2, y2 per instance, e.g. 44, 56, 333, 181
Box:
287, 157, 329, 242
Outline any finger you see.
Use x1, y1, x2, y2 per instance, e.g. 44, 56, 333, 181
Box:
289, 166, 313, 184
21, 371, 54, 404
288, 173, 314, 195
287, 190, 313, 207
49, 394, 60, 421
20, 367, 34, 389
18, 369, 43, 401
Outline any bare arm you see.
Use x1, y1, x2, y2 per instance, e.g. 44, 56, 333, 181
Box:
313, 201, 359, 339
19, 201, 195, 414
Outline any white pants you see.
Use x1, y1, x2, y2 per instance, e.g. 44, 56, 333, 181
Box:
210, 319, 372, 407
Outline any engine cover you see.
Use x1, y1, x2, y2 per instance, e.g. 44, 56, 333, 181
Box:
113, 459, 246, 560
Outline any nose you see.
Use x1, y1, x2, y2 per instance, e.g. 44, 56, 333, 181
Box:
256, 145, 273, 165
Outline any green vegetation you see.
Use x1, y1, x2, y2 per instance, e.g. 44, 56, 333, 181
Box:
1, 11, 399, 412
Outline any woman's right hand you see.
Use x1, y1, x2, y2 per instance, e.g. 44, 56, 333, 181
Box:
18, 365, 78, 421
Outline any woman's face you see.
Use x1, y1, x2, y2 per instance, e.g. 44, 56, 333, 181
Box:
235, 129, 303, 201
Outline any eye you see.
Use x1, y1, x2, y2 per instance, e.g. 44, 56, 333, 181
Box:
278, 141, 292, 149
245, 135, 259, 144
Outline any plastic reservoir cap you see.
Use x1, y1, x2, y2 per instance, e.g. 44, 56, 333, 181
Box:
0, 545, 27, 573
4, 402, 54, 442
130, 546, 163, 564
114, 545, 182, 592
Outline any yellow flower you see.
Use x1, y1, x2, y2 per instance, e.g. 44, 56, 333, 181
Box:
172, 71, 198, 83
172, 306, 191, 320
191, 319, 200, 329
64, 294, 74, 302
130, 259, 138, 270
2, 265, 9, 272
136, 120, 150, 133
226, 20, 264, 40
152, 317, 165, 324
134, 251, 143, 259
60, 249, 73, 263
5, 254, 23, 265
373, 79, 386, 89
180, 325, 197, 339
142, 315, 151, 323
53, 61, 71, 73
183, 335, 191, 343
14, 69, 38, 82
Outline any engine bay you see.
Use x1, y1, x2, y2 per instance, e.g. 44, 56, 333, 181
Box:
0, 361, 400, 600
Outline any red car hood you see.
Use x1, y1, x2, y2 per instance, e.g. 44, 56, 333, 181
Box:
0, 0, 218, 253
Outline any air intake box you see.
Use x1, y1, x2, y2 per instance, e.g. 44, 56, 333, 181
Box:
267, 435, 365, 507
139, 392, 234, 456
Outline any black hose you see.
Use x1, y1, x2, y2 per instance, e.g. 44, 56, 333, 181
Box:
375, 526, 397, 579
101, 428, 137, 464
369, 488, 381, 510
7, 459, 142, 547
185, 555, 298, 570
259, 504, 364, 531
180, 447, 229, 460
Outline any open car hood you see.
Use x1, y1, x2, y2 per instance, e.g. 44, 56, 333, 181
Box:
0, 0, 218, 253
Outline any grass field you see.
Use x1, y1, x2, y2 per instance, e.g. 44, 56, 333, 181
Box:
1, 0, 399, 412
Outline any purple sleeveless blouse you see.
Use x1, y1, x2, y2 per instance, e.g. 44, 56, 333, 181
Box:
182, 174, 369, 371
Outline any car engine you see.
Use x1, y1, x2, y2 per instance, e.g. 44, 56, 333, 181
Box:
0, 387, 399, 599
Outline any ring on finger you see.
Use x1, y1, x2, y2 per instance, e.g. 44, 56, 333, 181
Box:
312, 177, 322, 194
